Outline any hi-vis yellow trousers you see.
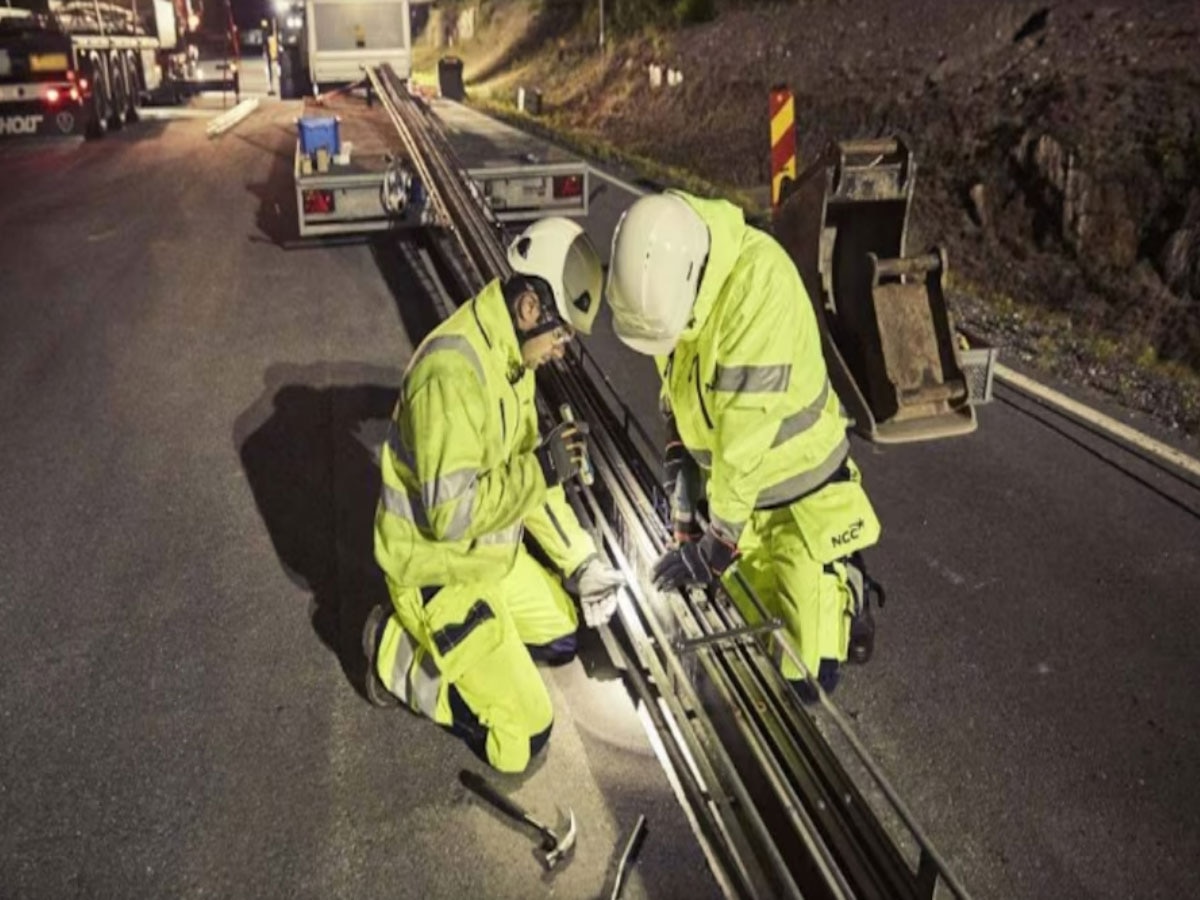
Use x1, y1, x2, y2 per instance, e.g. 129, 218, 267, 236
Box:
374, 548, 578, 773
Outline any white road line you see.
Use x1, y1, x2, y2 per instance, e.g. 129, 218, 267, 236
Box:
206, 98, 260, 137
592, 162, 1200, 478
996, 363, 1200, 478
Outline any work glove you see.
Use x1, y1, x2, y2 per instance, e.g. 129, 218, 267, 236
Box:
535, 420, 590, 487
568, 555, 625, 628
652, 528, 739, 591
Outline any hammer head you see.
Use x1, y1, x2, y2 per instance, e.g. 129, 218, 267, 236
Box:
541, 809, 577, 869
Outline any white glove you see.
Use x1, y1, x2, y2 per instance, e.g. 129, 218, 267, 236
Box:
571, 556, 625, 629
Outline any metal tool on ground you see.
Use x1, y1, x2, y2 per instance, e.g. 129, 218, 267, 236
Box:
459, 769, 577, 869
610, 814, 648, 900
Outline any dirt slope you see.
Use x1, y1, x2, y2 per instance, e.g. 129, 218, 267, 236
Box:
426, 0, 1200, 436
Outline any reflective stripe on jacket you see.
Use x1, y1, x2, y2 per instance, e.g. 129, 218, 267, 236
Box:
374, 280, 595, 590
656, 191, 852, 542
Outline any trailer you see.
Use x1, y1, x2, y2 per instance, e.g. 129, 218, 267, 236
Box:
0, 0, 235, 139
293, 68, 588, 237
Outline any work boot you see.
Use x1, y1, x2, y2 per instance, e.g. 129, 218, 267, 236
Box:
362, 604, 400, 708
848, 608, 876, 666
791, 659, 841, 704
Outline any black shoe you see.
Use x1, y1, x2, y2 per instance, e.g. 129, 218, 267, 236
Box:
848, 608, 876, 665
362, 604, 400, 708
791, 659, 841, 704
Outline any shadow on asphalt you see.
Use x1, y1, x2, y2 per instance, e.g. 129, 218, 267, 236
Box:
243, 123, 300, 246
369, 233, 451, 343
234, 361, 399, 696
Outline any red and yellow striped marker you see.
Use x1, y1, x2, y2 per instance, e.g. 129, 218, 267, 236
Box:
769, 85, 797, 209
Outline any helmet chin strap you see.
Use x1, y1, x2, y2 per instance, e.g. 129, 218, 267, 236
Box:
512, 276, 565, 345
519, 317, 566, 342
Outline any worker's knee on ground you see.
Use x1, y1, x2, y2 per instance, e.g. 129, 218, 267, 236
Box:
485, 717, 555, 774
526, 631, 577, 666
466, 673, 556, 774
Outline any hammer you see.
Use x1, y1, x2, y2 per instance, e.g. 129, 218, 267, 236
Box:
459, 769, 577, 869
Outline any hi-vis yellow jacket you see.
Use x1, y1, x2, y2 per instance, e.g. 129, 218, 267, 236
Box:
374, 280, 595, 589
659, 191, 868, 550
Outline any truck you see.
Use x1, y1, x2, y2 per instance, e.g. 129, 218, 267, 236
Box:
303, 0, 410, 90
0, 0, 235, 139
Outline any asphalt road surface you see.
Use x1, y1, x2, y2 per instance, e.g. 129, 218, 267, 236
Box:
2, 94, 1199, 900
0, 104, 718, 900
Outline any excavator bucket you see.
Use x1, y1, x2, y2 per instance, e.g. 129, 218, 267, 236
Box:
773, 137, 996, 443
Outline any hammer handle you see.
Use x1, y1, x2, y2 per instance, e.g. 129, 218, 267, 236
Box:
460, 769, 543, 832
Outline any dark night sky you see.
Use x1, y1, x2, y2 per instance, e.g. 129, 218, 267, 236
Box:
223, 0, 273, 31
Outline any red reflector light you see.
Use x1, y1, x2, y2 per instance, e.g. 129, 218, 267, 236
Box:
78, 77, 89, 91
552, 174, 583, 199
303, 190, 335, 214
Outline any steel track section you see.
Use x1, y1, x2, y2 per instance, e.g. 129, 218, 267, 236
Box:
367, 63, 971, 899
548, 365, 849, 899
561, 338, 972, 899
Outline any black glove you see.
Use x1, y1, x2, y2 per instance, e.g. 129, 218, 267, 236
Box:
652, 528, 739, 590
535, 420, 589, 486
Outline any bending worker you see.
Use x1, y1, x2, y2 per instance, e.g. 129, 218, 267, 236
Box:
366, 217, 624, 772
606, 191, 882, 698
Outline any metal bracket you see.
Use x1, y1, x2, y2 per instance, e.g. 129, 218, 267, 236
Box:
674, 619, 785, 654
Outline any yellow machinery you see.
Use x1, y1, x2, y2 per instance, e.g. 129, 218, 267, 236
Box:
774, 137, 996, 443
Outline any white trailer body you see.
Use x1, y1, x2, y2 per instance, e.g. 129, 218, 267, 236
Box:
304, 0, 411, 89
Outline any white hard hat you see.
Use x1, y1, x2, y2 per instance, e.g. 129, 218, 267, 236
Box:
606, 193, 710, 356
507, 217, 603, 335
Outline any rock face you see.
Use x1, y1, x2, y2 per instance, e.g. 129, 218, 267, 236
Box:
483, 0, 1200, 430
1020, 132, 1140, 270
633, 0, 1200, 372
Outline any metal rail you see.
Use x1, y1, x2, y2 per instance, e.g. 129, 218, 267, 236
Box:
367, 63, 972, 900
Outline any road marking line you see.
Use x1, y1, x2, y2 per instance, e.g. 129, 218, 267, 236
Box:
997, 363, 1200, 478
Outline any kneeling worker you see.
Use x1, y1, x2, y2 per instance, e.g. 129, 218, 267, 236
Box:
606, 191, 882, 699
366, 217, 623, 772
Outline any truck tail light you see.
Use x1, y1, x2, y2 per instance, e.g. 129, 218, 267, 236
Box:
303, 190, 336, 214
552, 174, 583, 199
46, 88, 61, 104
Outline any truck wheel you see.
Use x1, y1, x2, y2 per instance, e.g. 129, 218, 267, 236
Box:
124, 54, 142, 123
107, 56, 126, 130
84, 55, 110, 139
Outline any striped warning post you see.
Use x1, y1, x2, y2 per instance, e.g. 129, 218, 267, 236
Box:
769, 85, 796, 209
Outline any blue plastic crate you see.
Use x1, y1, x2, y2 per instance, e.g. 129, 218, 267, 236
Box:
298, 116, 340, 156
